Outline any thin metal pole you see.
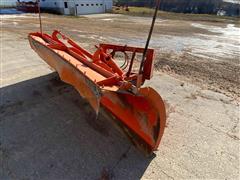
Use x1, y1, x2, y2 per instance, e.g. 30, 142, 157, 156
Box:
38, 0, 43, 34
139, 0, 161, 74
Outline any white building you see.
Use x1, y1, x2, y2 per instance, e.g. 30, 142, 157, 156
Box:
40, 0, 113, 15
0, 0, 17, 7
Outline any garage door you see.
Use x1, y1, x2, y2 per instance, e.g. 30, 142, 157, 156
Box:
76, 2, 104, 15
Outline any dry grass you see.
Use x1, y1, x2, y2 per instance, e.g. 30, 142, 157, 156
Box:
112, 6, 239, 23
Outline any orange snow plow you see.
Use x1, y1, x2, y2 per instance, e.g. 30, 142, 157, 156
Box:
29, 0, 165, 156
28, 30, 166, 155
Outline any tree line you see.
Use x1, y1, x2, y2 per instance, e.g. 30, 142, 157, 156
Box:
114, 0, 239, 16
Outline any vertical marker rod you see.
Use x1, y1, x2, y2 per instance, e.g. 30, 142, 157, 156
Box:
38, 0, 43, 34
139, 0, 161, 74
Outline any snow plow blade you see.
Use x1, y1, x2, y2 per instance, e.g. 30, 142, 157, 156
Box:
28, 31, 166, 155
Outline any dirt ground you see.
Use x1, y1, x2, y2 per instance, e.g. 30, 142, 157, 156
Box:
0, 12, 239, 179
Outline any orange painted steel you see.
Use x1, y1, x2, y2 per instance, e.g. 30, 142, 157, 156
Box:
28, 30, 166, 155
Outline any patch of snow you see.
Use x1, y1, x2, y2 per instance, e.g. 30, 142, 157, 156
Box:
101, 18, 113, 21
0, 14, 31, 19
191, 23, 240, 42
70, 29, 84, 33
223, 0, 240, 4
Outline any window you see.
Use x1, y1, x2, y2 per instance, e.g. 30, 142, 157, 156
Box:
64, 2, 68, 8
81, 4, 84, 6
100, 4, 103, 6
91, 4, 94, 6
86, 4, 89, 6
96, 3, 98, 6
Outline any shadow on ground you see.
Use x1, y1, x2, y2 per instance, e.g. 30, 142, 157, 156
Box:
0, 72, 153, 180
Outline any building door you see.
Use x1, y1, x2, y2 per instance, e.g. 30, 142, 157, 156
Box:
75, 4, 78, 15
76, 2, 105, 15
63, 1, 70, 15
